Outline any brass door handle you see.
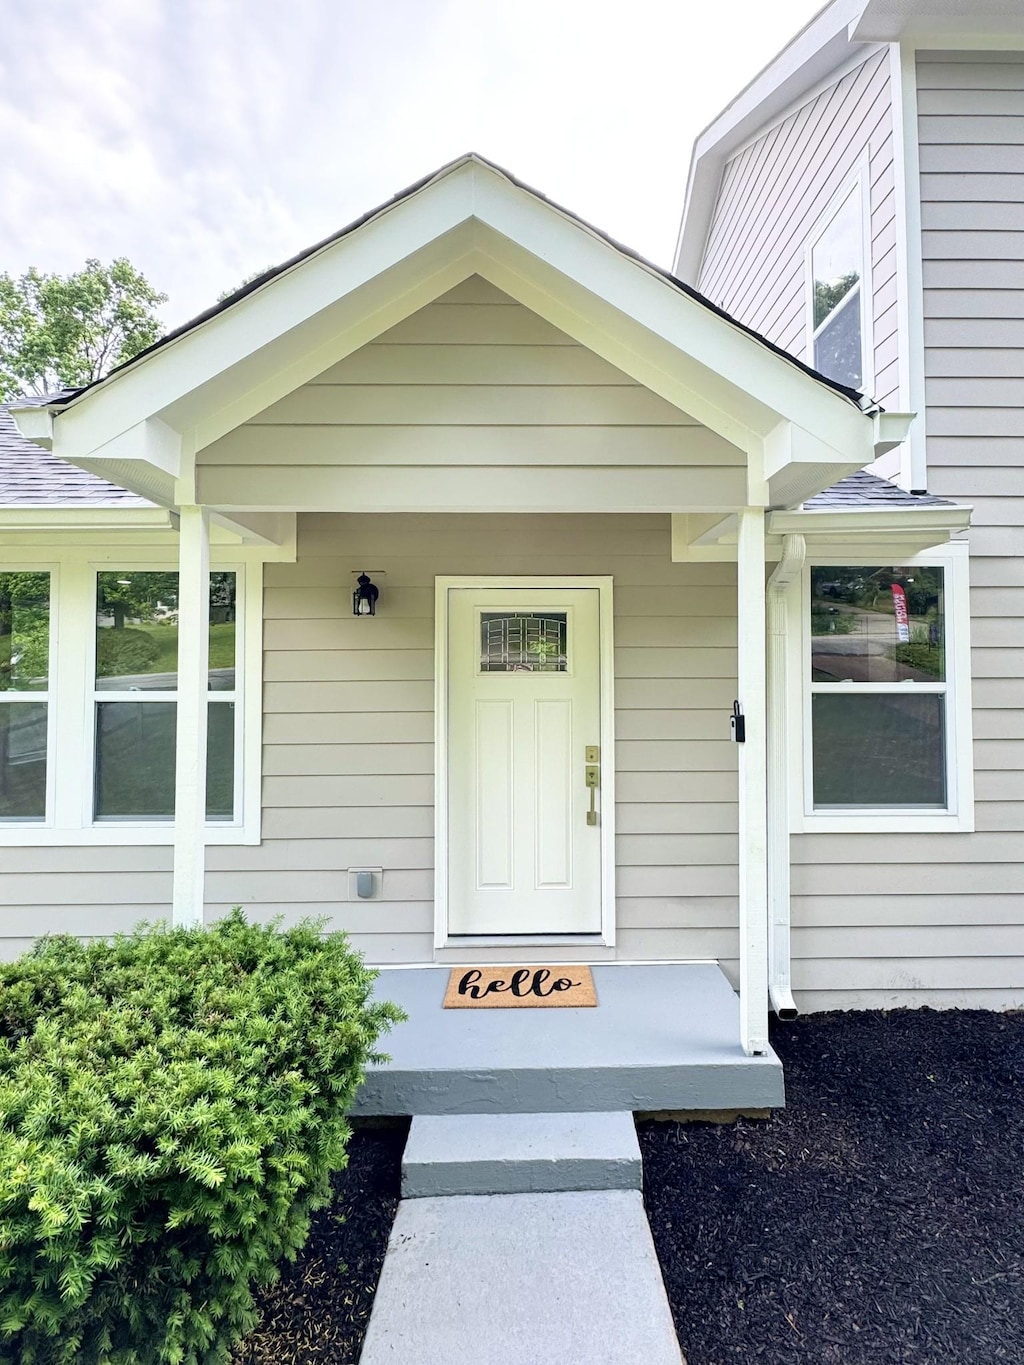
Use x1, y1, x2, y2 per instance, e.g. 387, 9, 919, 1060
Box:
585, 763, 599, 826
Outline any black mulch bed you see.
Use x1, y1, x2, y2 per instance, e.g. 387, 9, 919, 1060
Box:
232, 1121, 408, 1365
639, 1010, 1024, 1365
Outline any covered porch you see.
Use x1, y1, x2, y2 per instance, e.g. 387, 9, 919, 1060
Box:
10, 155, 926, 1079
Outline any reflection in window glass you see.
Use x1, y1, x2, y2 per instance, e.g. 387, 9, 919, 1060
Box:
0, 703, 47, 819
95, 571, 236, 691
813, 694, 946, 808
95, 700, 177, 819
810, 567, 945, 683
0, 572, 49, 692
480, 612, 568, 672
206, 703, 235, 820
811, 187, 863, 389
94, 701, 235, 821
208, 573, 237, 690
812, 189, 861, 325
96, 572, 179, 690
814, 298, 862, 390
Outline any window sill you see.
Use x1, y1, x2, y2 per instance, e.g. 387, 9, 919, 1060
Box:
792, 810, 974, 834
0, 824, 261, 847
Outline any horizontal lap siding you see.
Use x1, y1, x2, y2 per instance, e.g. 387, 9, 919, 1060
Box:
698, 50, 899, 435
791, 52, 1024, 1011
246, 512, 739, 963
197, 277, 742, 512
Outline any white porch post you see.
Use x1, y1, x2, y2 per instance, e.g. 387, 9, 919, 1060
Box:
737, 507, 769, 1055
172, 505, 210, 928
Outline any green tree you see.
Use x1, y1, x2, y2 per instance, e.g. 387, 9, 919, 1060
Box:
813, 271, 860, 328
0, 572, 49, 689
96, 572, 178, 631
0, 258, 167, 400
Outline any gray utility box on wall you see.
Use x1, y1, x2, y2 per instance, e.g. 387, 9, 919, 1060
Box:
349, 868, 383, 900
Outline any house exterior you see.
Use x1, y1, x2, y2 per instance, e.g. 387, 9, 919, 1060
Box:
1, 0, 1019, 1071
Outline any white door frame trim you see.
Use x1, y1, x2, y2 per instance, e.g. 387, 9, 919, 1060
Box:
433, 575, 616, 952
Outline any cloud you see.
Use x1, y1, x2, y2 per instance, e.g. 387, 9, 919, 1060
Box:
0, 0, 823, 328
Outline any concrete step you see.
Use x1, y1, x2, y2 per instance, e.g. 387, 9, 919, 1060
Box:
359, 1190, 685, 1365
402, 1110, 641, 1197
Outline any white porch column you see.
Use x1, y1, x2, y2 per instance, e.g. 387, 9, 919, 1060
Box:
172, 505, 210, 928
737, 507, 769, 1055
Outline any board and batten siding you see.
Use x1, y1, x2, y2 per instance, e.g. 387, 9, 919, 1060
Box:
697, 48, 900, 476
787, 50, 1024, 1012
220, 512, 739, 966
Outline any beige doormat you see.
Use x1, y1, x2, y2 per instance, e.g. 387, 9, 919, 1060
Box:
443, 965, 597, 1008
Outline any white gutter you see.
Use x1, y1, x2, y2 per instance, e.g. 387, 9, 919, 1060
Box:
765, 532, 806, 1020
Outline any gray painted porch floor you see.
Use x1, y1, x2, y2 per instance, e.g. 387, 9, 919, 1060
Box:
355, 962, 784, 1115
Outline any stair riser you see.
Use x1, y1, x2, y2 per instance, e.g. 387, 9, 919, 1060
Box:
403, 1155, 641, 1198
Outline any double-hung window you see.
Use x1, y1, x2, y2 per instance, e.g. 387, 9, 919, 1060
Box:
0, 554, 259, 844
93, 570, 238, 822
0, 571, 52, 821
796, 551, 973, 831
807, 179, 869, 392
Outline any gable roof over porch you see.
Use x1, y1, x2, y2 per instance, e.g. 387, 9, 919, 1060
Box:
10, 154, 911, 519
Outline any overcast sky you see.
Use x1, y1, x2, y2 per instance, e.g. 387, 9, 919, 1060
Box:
1, 0, 823, 329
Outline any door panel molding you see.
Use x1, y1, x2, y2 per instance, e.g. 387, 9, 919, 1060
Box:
434, 575, 615, 950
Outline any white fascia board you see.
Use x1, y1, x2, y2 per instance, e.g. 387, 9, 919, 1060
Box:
674, 0, 865, 280
0, 507, 174, 533
469, 171, 873, 462
768, 505, 972, 543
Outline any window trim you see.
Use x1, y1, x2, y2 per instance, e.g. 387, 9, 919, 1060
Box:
0, 548, 263, 846
787, 543, 974, 834
804, 163, 874, 396
0, 563, 58, 826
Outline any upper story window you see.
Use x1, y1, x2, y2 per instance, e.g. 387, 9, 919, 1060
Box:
808, 183, 867, 391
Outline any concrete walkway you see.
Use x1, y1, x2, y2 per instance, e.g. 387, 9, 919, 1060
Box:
359, 1190, 684, 1364
359, 1112, 685, 1364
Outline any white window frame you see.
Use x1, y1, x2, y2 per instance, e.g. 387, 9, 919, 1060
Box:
0, 563, 59, 826
0, 547, 263, 846
804, 161, 874, 396
787, 542, 974, 834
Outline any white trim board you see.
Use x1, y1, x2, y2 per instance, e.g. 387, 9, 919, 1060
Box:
433, 575, 616, 952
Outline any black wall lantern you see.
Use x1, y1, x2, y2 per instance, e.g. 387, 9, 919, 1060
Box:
353, 572, 380, 617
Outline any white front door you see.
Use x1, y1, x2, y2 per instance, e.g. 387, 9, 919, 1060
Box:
445, 585, 604, 936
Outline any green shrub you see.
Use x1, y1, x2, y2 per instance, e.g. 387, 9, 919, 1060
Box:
890, 641, 944, 678
0, 912, 403, 1365
95, 627, 160, 677
810, 610, 856, 636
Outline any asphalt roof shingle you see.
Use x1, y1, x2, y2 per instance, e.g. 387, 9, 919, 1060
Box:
803, 470, 954, 509
0, 405, 151, 507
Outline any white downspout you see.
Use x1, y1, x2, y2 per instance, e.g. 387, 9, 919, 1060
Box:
766, 533, 805, 1021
